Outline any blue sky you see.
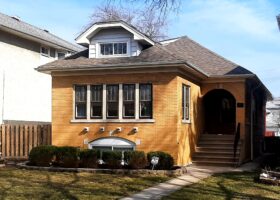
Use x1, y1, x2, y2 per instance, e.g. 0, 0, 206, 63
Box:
0, 0, 280, 97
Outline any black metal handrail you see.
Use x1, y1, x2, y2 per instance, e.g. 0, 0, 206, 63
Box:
234, 123, 241, 159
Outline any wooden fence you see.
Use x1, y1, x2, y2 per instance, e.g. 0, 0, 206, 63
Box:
0, 124, 51, 159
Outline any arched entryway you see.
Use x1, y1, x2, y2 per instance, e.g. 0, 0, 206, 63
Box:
203, 89, 236, 135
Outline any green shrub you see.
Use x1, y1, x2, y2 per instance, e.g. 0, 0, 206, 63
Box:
147, 151, 174, 170
29, 145, 57, 167
79, 149, 100, 168
102, 151, 122, 169
55, 146, 80, 168
124, 151, 147, 169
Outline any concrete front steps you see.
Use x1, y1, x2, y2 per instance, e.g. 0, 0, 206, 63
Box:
192, 134, 241, 167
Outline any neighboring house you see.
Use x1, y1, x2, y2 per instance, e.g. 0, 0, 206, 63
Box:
0, 12, 83, 124
266, 98, 280, 137
37, 21, 271, 166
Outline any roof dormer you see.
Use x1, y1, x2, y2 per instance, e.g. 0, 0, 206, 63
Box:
75, 21, 154, 58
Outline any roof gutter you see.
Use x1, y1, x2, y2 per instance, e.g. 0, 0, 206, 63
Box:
36, 60, 209, 80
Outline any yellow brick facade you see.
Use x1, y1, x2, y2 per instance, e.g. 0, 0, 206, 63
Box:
52, 71, 247, 165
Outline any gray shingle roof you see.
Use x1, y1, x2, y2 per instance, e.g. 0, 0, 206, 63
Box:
162, 36, 253, 76
0, 12, 83, 52
37, 36, 252, 77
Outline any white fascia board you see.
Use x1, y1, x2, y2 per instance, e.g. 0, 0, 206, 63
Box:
76, 22, 154, 46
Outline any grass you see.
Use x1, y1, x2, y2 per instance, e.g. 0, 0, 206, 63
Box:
164, 172, 280, 200
0, 167, 170, 200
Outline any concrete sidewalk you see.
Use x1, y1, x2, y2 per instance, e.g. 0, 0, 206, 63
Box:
121, 162, 259, 200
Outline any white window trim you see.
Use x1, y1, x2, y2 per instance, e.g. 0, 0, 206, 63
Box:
40, 46, 50, 57
182, 85, 191, 124
95, 38, 131, 58
56, 51, 67, 59
72, 83, 154, 123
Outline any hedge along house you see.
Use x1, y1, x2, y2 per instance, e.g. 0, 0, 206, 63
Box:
37, 21, 271, 166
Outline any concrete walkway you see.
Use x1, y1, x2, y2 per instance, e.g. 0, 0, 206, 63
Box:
121, 162, 259, 200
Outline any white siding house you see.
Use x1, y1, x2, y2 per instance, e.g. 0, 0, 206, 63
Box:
266, 98, 280, 137
0, 12, 83, 124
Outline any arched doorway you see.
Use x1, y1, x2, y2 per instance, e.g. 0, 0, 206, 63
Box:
203, 89, 236, 135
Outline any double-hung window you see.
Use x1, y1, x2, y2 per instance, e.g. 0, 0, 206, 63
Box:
41, 46, 49, 57
139, 84, 152, 119
75, 85, 87, 119
123, 84, 135, 118
74, 83, 153, 121
100, 42, 127, 56
91, 85, 103, 119
182, 85, 190, 121
107, 85, 119, 119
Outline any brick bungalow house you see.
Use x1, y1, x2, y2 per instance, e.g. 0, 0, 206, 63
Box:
37, 21, 271, 166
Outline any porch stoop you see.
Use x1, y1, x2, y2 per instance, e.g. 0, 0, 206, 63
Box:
192, 134, 241, 167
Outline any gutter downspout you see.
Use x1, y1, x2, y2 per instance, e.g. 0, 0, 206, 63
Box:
250, 83, 262, 161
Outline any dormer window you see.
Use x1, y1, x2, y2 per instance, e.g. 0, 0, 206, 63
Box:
100, 42, 127, 56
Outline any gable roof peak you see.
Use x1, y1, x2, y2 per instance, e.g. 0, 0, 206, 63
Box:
76, 20, 155, 47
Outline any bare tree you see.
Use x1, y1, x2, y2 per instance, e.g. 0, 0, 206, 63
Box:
86, 0, 181, 41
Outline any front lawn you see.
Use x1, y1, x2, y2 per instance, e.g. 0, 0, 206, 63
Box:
164, 172, 280, 200
0, 167, 170, 199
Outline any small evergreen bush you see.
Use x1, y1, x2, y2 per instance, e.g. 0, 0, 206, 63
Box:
124, 151, 147, 169
102, 151, 122, 169
79, 149, 100, 168
29, 145, 57, 167
55, 146, 80, 168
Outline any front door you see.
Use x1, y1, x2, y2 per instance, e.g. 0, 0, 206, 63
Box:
204, 89, 236, 134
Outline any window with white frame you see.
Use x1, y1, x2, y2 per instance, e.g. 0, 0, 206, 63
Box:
57, 52, 66, 59
41, 46, 50, 57
75, 85, 87, 119
73, 83, 153, 121
100, 42, 127, 56
140, 84, 152, 119
106, 85, 119, 119
91, 85, 103, 119
182, 84, 190, 121
123, 84, 135, 118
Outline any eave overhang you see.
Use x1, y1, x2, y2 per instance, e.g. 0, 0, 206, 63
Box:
0, 25, 79, 52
